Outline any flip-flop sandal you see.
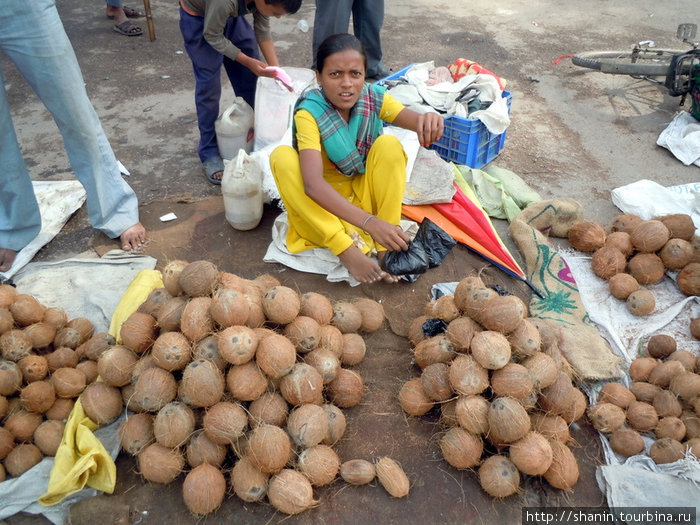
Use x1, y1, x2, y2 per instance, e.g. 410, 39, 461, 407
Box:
113, 20, 143, 36
203, 156, 224, 185
106, 6, 145, 19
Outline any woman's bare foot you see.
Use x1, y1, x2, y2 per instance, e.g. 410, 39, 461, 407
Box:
0, 249, 18, 273
338, 246, 397, 284
120, 222, 147, 251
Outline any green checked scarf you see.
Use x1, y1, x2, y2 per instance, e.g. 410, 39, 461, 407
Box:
293, 83, 386, 176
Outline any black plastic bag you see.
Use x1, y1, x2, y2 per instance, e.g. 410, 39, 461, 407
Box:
422, 317, 448, 337
414, 218, 457, 268
380, 218, 456, 277
380, 240, 429, 275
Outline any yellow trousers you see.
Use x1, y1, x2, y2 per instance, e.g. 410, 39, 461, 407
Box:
270, 134, 407, 256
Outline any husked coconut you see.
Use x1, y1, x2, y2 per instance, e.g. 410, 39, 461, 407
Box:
180, 297, 214, 343
299, 292, 333, 325
340, 459, 375, 485
591, 246, 627, 280
154, 401, 195, 448
230, 456, 269, 502
630, 220, 670, 253
192, 335, 226, 369
439, 427, 483, 469
413, 334, 455, 369
0, 360, 22, 396
626, 289, 656, 317
453, 275, 486, 312
119, 412, 154, 456
247, 424, 293, 474
284, 316, 321, 353
226, 361, 268, 402
182, 463, 227, 516
420, 362, 452, 402
17, 355, 48, 383
132, 366, 178, 412
628, 253, 665, 285
45, 347, 78, 371
340, 333, 366, 366
138, 288, 171, 318
509, 431, 553, 475
598, 383, 636, 409
267, 469, 317, 515
352, 297, 386, 332
471, 331, 511, 370
186, 430, 226, 468
487, 397, 530, 445
604, 231, 634, 257
179, 359, 225, 408
24, 322, 56, 350
321, 403, 346, 446
543, 441, 579, 491
480, 295, 526, 334
20, 380, 55, 414
609, 428, 645, 457
81, 382, 123, 425
209, 288, 249, 328
287, 403, 330, 448
428, 295, 460, 323
375, 457, 410, 498
97, 345, 139, 386
255, 333, 296, 379
455, 395, 489, 435
4, 443, 43, 477
217, 325, 258, 365
678, 263, 700, 296
445, 316, 479, 352
138, 443, 184, 484
448, 354, 489, 396
507, 319, 541, 358
331, 301, 363, 333
262, 286, 301, 325
279, 362, 324, 406
33, 419, 65, 456
202, 401, 247, 445
491, 363, 534, 399
156, 296, 187, 332
296, 444, 340, 486
326, 368, 363, 408
568, 221, 606, 252
50, 367, 87, 399
398, 378, 433, 417
608, 273, 640, 300
587, 403, 626, 433
179, 260, 220, 297
119, 312, 157, 354
0, 329, 32, 362
248, 392, 289, 427
658, 213, 695, 241
650, 437, 685, 464
659, 239, 694, 270
161, 260, 188, 296
303, 347, 340, 384
10, 294, 46, 326
478, 455, 520, 498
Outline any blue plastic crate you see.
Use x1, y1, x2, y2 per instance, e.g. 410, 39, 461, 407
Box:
378, 64, 512, 169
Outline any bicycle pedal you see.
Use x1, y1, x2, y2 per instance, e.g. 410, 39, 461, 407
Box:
676, 23, 697, 41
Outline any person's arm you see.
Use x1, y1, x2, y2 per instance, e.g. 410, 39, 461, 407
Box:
392, 108, 444, 147
258, 39, 279, 68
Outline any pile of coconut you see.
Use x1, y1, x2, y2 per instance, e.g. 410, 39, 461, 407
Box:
588, 333, 699, 463
567, 213, 699, 318
398, 275, 587, 499
100, 259, 408, 516
0, 284, 107, 481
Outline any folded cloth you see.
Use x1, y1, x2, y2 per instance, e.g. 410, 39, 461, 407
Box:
657, 110, 700, 166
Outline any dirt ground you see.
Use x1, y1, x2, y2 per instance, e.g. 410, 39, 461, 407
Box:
1, 0, 698, 523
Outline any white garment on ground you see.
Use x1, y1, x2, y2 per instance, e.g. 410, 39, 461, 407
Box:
657, 110, 700, 167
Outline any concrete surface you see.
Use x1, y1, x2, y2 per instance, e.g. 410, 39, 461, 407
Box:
2, 0, 698, 523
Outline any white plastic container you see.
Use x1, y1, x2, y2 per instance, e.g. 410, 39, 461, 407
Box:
215, 97, 254, 160
221, 150, 263, 231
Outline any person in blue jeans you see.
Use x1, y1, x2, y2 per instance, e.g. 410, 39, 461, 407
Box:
105, 1, 144, 36
179, 0, 302, 185
312, 0, 389, 79
0, 0, 146, 274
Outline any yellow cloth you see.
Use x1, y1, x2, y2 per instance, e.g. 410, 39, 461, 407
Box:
270, 134, 407, 256
39, 269, 163, 506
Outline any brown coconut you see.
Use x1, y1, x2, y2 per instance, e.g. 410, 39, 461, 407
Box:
455, 395, 489, 435
413, 334, 455, 369
248, 392, 289, 427
650, 437, 685, 464
530, 412, 571, 443
303, 347, 340, 385
17, 355, 48, 383
626, 289, 656, 316
161, 260, 188, 296
507, 319, 541, 358
630, 357, 659, 381
439, 426, 483, 469
352, 297, 386, 332
33, 419, 64, 456
626, 401, 659, 431
407, 315, 429, 346
0, 427, 13, 460
609, 273, 640, 300
491, 363, 534, 399
279, 362, 324, 406
479, 295, 526, 334
628, 253, 665, 285
20, 380, 55, 414
668, 350, 696, 371
0, 359, 22, 396
156, 296, 187, 333
217, 325, 258, 366
97, 345, 139, 386
4, 443, 43, 477
340, 333, 366, 366
151, 332, 191, 372
182, 463, 226, 516
509, 431, 553, 475
299, 292, 333, 326
326, 368, 364, 408
521, 352, 558, 390
669, 372, 700, 401
179, 359, 225, 408
660, 238, 694, 270
449, 354, 489, 396
318, 324, 344, 357
119, 312, 157, 354
81, 332, 116, 361
478, 455, 520, 498
445, 316, 479, 352
81, 382, 123, 425
180, 297, 214, 343
453, 275, 486, 311
45, 347, 78, 372
209, 288, 249, 328
0, 329, 32, 362
543, 441, 579, 491
398, 378, 434, 417
24, 322, 56, 350
262, 286, 301, 325
630, 381, 662, 403
605, 231, 634, 258
192, 335, 226, 370
375, 457, 410, 498
340, 459, 376, 485
296, 444, 340, 486
230, 456, 269, 502
648, 360, 686, 388
678, 263, 700, 296
658, 213, 695, 241
655, 417, 686, 441
138, 287, 171, 318
185, 430, 226, 469
201, 401, 247, 446
255, 332, 296, 379
598, 382, 636, 409
568, 221, 606, 252
137, 443, 184, 484
50, 367, 87, 399
132, 366, 178, 412
247, 424, 293, 474
119, 412, 155, 456
284, 316, 321, 353
178, 260, 219, 297
470, 331, 511, 370
153, 401, 195, 448
588, 402, 626, 433
428, 295, 461, 323
330, 301, 363, 334
591, 246, 627, 280
487, 397, 530, 445
462, 287, 498, 324
420, 362, 452, 402
692, 317, 700, 339
5, 409, 43, 441
267, 468, 317, 515
42, 307, 68, 330
45, 398, 74, 421
609, 428, 645, 457
10, 294, 45, 326
226, 361, 268, 402
630, 220, 670, 253
653, 389, 683, 418
537, 371, 578, 417
0, 308, 13, 335
287, 403, 330, 448
322, 403, 347, 446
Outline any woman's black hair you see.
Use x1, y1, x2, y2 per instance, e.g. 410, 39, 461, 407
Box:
265, 0, 302, 14
315, 33, 367, 73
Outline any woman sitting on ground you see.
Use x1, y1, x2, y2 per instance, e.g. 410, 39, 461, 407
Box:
270, 33, 444, 284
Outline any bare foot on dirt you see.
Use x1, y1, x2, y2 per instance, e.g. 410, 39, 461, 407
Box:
338, 246, 397, 284
120, 222, 147, 251
0, 249, 17, 273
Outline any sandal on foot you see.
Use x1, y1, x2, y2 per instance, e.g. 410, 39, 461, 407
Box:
107, 6, 145, 19
203, 156, 224, 185
113, 20, 143, 36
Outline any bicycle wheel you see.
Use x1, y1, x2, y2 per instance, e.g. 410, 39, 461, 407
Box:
572, 48, 686, 76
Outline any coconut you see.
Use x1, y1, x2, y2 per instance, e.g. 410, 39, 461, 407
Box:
214, 325, 255, 366
132, 366, 178, 412
17, 355, 48, 383
10, 294, 46, 326
684, 414, 700, 439
487, 397, 530, 445
201, 401, 247, 445
226, 361, 268, 402
398, 378, 434, 416
284, 316, 321, 353
543, 441, 579, 491
653, 389, 683, 418
0, 427, 13, 460
297, 444, 340, 486
279, 362, 324, 406
591, 246, 627, 280
340, 459, 375, 485
413, 334, 455, 369
375, 457, 410, 498
119, 412, 154, 455
182, 463, 226, 516
45, 347, 78, 372
42, 307, 68, 330
626, 401, 659, 431
448, 354, 489, 396
692, 318, 700, 340
247, 424, 293, 474
81, 382, 123, 425
261, 286, 301, 325
20, 380, 55, 414
340, 333, 366, 366
491, 363, 534, 399
669, 372, 700, 401
299, 292, 333, 326
45, 398, 74, 421
268, 468, 317, 515
445, 316, 479, 352
4, 443, 43, 477
179, 359, 225, 408
74, 359, 97, 384
660, 238, 694, 270
286, 403, 329, 448
629, 381, 662, 403
321, 403, 346, 446
478, 455, 520, 498
454, 395, 489, 435
507, 319, 541, 358
5, 409, 43, 441
453, 275, 486, 311
628, 253, 665, 285
248, 392, 289, 427
678, 263, 700, 296
530, 412, 571, 443
626, 289, 656, 316
81, 332, 116, 361
630, 357, 659, 381
441, 400, 459, 427
568, 221, 606, 252
470, 331, 511, 370
186, 430, 227, 468
655, 416, 686, 441
96, 345, 138, 387
50, 367, 87, 399
650, 437, 685, 464
608, 273, 640, 300
420, 362, 452, 402
0, 329, 32, 362
255, 332, 296, 379
63, 318, 93, 347
521, 353, 558, 391
23, 322, 56, 350
630, 220, 670, 253
587, 402, 626, 433
605, 231, 634, 257
509, 431, 553, 476
479, 295, 526, 335
538, 372, 579, 417
150, 332, 191, 373
668, 350, 696, 371
33, 420, 65, 456
463, 287, 498, 324
350, 297, 385, 333
648, 360, 686, 388
609, 428, 645, 457
209, 288, 249, 328
119, 312, 157, 354
180, 297, 214, 343
326, 368, 364, 408
318, 324, 345, 357
161, 260, 188, 296
0, 308, 13, 335
0, 285, 17, 309
155, 296, 187, 333
0, 359, 22, 396
244, 296, 266, 329
153, 401, 195, 448
137, 287, 171, 318
178, 260, 219, 297
428, 295, 461, 323
0, 395, 8, 420
407, 315, 430, 346
330, 301, 363, 334
230, 456, 270, 502
137, 443, 184, 484
657, 213, 694, 240
192, 335, 226, 370
439, 427, 483, 469
303, 348, 340, 385
598, 382, 636, 409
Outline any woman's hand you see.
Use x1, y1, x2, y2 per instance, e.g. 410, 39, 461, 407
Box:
364, 216, 410, 251
415, 112, 444, 147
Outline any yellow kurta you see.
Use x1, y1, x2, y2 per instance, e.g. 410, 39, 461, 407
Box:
270, 93, 407, 256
